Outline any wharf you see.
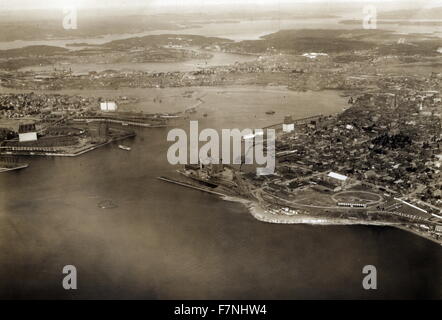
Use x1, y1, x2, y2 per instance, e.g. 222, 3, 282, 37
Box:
157, 176, 225, 197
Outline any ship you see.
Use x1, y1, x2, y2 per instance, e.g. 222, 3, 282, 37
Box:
118, 145, 131, 151
0, 163, 29, 173
265, 110, 275, 115
0, 157, 29, 173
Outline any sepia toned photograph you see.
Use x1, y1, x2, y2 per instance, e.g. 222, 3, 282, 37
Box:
0, 0, 441, 303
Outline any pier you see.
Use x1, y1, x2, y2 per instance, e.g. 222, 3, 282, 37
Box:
157, 176, 225, 197
263, 114, 323, 130
72, 117, 167, 128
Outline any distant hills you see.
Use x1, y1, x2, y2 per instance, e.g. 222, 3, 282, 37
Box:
221, 29, 442, 56
0, 27, 441, 72
0, 14, 188, 42
0, 45, 68, 58
222, 29, 382, 54
379, 6, 442, 19
103, 34, 233, 50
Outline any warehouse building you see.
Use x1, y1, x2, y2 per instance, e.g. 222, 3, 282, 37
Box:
18, 124, 37, 143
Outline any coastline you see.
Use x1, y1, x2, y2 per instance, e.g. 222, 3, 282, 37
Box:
155, 177, 442, 246
221, 195, 442, 246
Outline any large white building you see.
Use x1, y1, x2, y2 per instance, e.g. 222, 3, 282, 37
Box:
282, 116, 294, 133
100, 101, 118, 112
325, 171, 349, 191
327, 172, 348, 182
18, 124, 37, 142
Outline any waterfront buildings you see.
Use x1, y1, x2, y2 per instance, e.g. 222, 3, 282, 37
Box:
18, 123, 37, 142
283, 116, 295, 133
88, 121, 109, 143
100, 101, 118, 112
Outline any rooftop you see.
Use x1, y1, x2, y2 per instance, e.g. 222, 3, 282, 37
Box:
18, 123, 36, 134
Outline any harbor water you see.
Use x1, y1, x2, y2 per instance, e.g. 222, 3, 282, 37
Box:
0, 86, 441, 299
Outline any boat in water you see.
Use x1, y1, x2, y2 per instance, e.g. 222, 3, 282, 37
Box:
0, 157, 29, 173
265, 110, 275, 115
0, 163, 29, 173
98, 199, 118, 209
118, 145, 131, 151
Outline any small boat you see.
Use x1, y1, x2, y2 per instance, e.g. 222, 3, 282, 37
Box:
98, 199, 117, 209
265, 110, 275, 115
118, 145, 131, 151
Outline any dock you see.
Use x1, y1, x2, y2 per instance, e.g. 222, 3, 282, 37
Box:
263, 114, 324, 130
0, 133, 135, 157
72, 117, 167, 128
157, 176, 225, 197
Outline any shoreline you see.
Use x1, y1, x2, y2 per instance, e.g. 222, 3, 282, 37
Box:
221, 195, 442, 246
155, 176, 442, 246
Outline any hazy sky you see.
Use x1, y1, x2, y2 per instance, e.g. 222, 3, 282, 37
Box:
1, 0, 437, 10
